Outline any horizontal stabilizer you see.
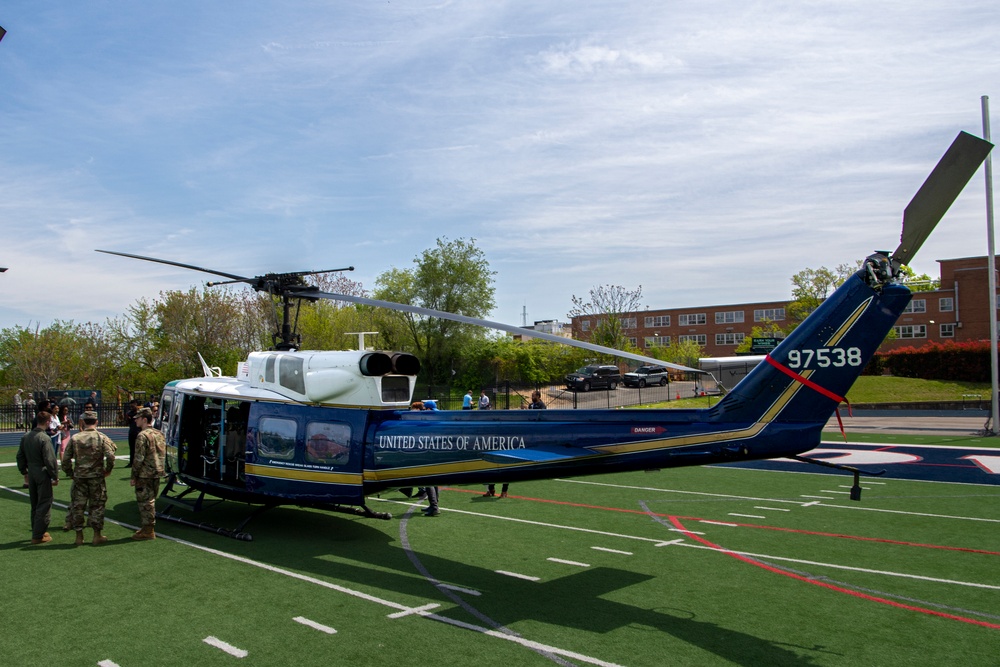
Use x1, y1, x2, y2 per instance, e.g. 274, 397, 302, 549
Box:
481, 446, 598, 464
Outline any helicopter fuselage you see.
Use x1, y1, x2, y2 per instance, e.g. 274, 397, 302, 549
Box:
157, 269, 912, 509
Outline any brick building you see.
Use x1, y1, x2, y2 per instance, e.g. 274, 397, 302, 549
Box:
568, 256, 999, 358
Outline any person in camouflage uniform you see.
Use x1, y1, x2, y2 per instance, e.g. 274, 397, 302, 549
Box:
130, 407, 165, 540
61, 411, 116, 546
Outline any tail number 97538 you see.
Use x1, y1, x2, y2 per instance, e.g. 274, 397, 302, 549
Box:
787, 347, 863, 369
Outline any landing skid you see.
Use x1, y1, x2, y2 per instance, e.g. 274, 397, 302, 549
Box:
157, 473, 272, 541
156, 474, 392, 540
305, 502, 392, 521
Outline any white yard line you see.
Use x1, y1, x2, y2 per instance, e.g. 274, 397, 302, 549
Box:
293, 616, 337, 634
495, 570, 541, 582
591, 546, 633, 555
673, 542, 1000, 590
203, 636, 248, 658
547, 557, 590, 567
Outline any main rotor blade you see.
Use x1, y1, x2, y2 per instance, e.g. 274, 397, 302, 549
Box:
294, 289, 701, 372
893, 131, 993, 266
96, 249, 250, 283
285, 266, 355, 277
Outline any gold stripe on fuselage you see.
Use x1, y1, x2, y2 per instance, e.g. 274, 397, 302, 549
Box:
245, 464, 362, 485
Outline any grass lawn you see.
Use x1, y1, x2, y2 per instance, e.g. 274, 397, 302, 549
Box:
648, 375, 993, 410
2, 431, 999, 666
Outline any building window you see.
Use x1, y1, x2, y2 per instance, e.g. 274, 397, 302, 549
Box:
903, 299, 926, 314
678, 334, 707, 345
644, 336, 671, 347
621, 317, 637, 329
893, 325, 926, 339
679, 313, 706, 326
939, 297, 954, 312
581, 320, 590, 332
716, 332, 746, 346
754, 308, 785, 322
627, 337, 637, 347
939, 323, 955, 338
715, 311, 745, 324
644, 315, 671, 327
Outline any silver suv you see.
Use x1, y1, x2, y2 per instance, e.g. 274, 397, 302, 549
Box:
622, 365, 669, 388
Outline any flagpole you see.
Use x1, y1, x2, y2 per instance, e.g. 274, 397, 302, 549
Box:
982, 95, 999, 435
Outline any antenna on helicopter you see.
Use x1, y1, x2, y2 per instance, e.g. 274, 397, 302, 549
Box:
94, 249, 354, 351
345, 331, 379, 351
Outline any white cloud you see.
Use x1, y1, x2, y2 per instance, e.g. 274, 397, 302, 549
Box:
1, 1, 998, 335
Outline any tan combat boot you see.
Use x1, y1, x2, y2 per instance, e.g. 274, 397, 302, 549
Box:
92, 530, 108, 545
74, 531, 84, 546
131, 526, 155, 541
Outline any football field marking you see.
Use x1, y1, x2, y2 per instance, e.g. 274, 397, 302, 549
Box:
496, 570, 541, 581
591, 546, 633, 555
203, 636, 248, 658
388, 603, 441, 618
293, 616, 337, 634
547, 557, 590, 567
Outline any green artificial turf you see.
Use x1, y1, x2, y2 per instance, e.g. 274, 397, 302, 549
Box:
2, 437, 1000, 666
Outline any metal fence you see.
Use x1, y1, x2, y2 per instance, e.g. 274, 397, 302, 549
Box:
0, 404, 132, 433
415, 378, 720, 412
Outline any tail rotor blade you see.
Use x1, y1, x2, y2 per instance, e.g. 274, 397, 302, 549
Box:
893, 131, 993, 266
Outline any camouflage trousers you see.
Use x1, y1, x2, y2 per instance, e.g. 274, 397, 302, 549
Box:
134, 477, 160, 528
69, 477, 108, 531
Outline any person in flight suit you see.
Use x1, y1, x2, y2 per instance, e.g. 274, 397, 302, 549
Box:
16, 411, 59, 544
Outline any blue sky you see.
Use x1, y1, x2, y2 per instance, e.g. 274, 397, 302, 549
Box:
1, 2, 998, 333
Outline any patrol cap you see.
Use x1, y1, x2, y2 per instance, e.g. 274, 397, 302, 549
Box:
82, 410, 98, 421
135, 407, 154, 420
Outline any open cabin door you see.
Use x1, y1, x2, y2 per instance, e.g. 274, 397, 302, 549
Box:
174, 394, 250, 487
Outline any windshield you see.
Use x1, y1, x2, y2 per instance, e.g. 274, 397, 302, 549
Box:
574, 367, 595, 375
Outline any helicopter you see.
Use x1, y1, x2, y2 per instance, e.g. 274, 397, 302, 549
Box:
98, 130, 992, 540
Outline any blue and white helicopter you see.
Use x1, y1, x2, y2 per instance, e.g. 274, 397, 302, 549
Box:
99, 131, 991, 539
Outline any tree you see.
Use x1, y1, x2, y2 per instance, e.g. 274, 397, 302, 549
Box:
293, 272, 379, 351
374, 237, 496, 386
786, 262, 861, 325
567, 284, 643, 354
0, 321, 116, 395
104, 286, 273, 394
900, 267, 940, 292
454, 335, 590, 390
647, 337, 703, 370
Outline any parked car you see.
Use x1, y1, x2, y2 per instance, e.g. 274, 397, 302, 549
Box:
622, 365, 670, 388
565, 365, 621, 391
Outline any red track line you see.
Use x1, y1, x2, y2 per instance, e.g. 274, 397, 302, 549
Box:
668, 515, 1000, 631
441, 488, 1000, 556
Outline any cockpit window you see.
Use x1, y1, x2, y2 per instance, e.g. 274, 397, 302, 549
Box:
278, 355, 305, 394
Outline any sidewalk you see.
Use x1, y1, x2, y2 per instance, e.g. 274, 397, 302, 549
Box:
826, 413, 992, 437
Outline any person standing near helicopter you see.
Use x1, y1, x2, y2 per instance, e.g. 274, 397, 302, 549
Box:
61, 411, 116, 546
130, 407, 165, 540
